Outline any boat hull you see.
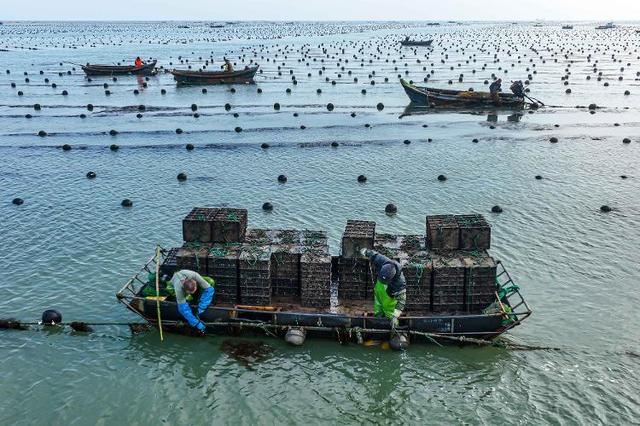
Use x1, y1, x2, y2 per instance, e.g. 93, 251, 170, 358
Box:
171, 65, 259, 85
118, 296, 521, 343
401, 79, 526, 108
82, 61, 157, 76
401, 40, 433, 47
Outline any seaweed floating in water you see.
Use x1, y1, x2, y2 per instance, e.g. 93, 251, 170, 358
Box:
220, 340, 273, 367
128, 323, 151, 334
0, 319, 29, 330
69, 322, 94, 332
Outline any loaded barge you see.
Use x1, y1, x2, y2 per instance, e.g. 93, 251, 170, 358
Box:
117, 208, 531, 346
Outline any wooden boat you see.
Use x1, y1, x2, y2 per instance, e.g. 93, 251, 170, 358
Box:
81, 60, 157, 76
401, 39, 433, 47
595, 22, 615, 30
400, 78, 528, 108
116, 249, 531, 346
171, 65, 259, 85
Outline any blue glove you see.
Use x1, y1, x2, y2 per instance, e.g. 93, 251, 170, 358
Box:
177, 302, 200, 328
197, 287, 215, 315
195, 320, 205, 332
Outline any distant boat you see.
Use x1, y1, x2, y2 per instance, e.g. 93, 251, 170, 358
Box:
596, 22, 615, 29
562, 25, 573, 29
82, 61, 157, 76
400, 38, 433, 47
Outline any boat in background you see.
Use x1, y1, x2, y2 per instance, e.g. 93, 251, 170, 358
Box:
171, 65, 259, 85
596, 22, 616, 29
81, 60, 157, 76
400, 38, 433, 47
562, 25, 574, 30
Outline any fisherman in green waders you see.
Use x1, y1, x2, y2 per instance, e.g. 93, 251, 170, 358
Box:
360, 249, 407, 335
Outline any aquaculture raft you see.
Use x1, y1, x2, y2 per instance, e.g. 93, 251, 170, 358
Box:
170, 65, 259, 85
400, 78, 528, 108
116, 208, 531, 345
81, 61, 157, 76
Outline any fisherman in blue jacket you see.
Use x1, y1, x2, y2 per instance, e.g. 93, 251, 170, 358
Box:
360, 248, 407, 330
171, 270, 215, 333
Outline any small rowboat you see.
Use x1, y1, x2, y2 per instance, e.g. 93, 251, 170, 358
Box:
400, 78, 528, 108
171, 65, 259, 85
81, 61, 157, 76
400, 39, 433, 47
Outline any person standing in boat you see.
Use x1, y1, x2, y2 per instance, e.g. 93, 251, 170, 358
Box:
222, 57, 234, 72
489, 78, 502, 104
171, 269, 215, 333
360, 248, 406, 330
134, 56, 143, 68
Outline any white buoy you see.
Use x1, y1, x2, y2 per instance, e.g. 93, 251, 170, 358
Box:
284, 327, 306, 346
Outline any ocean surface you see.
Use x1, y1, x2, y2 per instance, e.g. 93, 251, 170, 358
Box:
1, 21, 639, 425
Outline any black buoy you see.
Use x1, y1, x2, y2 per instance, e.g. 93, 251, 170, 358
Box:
87, 104, 94, 111
34, 103, 41, 110
234, 126, 242, 133
176, 128, 183, 134
225, 103, 231, 111
12, 198, 24, 205
38, 130, 47, 137
41, 309, 62, 325
491, 205, 503, 213
161, 89, 167, 95
177, 172, 187, 181
376, 102, 384, 111
549, 137, 558, 143
331, 141, 339, 147
109, 129, 118, 136
86, 171, 96, 179
62, 144, 71, 151
109, 144, 119, 151
273, 102, 280, 110
385, 204, 397, 214
194, 113, 200, 118
535, 175, 543, 180
600, 205, 612, 213
357, 175, 367, 183
191, 104, 197, 111
121, 199, 133, 207
186, 143, 194, 151
437, 174, 447, 181
622, 138, 631, 144
261, 143, 270, 149
327, 103, 334, 111
262, 202, 273, 211
403, 139, 411, 145
277, 174, 287, 183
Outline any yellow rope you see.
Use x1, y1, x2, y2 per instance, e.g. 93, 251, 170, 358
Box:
155, 245, 164, 341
